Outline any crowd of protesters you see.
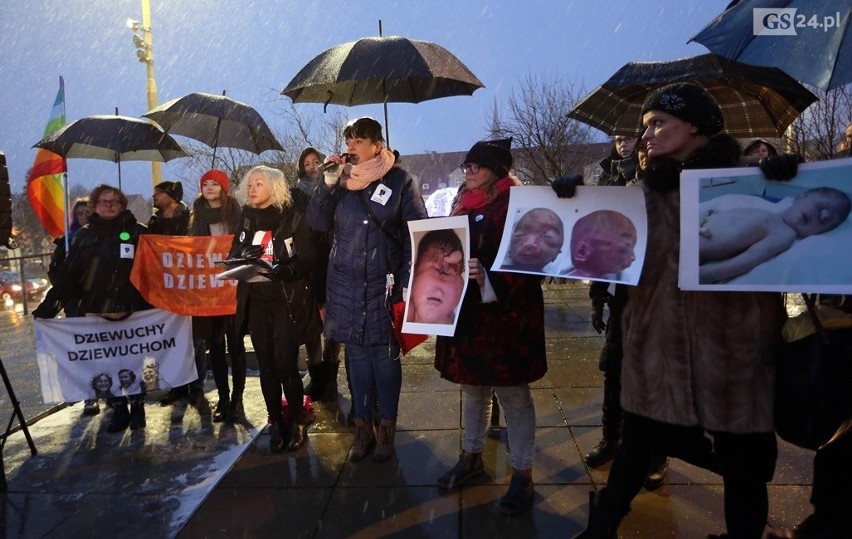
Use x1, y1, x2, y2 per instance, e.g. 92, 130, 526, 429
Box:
31, 106, 852, 538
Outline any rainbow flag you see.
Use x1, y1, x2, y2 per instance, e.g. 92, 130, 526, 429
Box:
27, 76, 67, 238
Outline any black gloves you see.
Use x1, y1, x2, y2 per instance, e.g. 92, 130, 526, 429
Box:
239, 244, 264, 259
32, 302, 58, 319
591, 296, 607, 334
551, 175, 584, 198
268, 260, 299, 282
759, 153, 803, 182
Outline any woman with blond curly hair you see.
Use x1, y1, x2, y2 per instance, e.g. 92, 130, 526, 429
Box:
228, 165, 320, 452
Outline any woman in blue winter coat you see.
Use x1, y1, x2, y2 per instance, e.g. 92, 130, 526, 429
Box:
307, 117, 427, 463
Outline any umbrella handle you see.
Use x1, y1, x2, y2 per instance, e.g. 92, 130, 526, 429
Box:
323, 91, 333, 114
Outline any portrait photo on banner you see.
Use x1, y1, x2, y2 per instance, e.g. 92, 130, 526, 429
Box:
679, 156, 852, 293
403, 216, 470, 337
493, 185, 647, 285
34, 309, 196, 403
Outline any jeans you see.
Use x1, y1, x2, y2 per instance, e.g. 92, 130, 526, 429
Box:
346, 342, 401, 421
461, 384, 536, 471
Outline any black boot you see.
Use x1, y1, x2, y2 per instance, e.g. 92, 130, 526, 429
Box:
106, 399, 130, 433
644, 456, 669, 491
129, 400, 146, 430
319, 339, 341, 403
585, 435, 621, 467
227, 394, 244, 422
572, 491, 625, 539
288, 420, 309, 452
269, 420, 286, 453
212, 394, 230, 422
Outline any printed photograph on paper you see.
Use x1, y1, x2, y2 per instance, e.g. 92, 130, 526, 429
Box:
403, 216, 470, 337
493, 185, 647, 285
679, 157, 852, 293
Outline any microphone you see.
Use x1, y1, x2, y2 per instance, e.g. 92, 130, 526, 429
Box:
318, 153, 350, 172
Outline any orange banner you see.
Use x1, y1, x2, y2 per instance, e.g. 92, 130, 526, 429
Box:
130, 235, 236, 316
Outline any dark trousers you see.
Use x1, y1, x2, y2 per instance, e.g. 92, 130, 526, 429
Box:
811, 419, 852, 517
208, 316, 247, 399
600, 413, 776, 539
249, 299, 303, 424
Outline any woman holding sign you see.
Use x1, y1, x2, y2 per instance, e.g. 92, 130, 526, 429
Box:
228, 166, 319, 453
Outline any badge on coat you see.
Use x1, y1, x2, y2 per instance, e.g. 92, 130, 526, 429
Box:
120, 243, 135, 259
371, 185, 392, 205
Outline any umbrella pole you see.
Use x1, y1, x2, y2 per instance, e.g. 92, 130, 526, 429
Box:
211, 117, 223, 169
117, 155, 122, 191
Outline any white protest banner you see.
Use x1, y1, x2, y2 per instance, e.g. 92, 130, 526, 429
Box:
34, 309, 196, 403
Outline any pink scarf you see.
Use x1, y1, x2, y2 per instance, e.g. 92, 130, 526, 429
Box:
341, 148, 395, 191
450, 176, 517, 215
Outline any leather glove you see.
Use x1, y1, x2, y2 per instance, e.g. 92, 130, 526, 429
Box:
759, 153, 803, 182
269, 260, 299, 281
240, 244, 263, 260
551, 175, 584, 198
32, 302, 57, 319
591, 296, 607, 334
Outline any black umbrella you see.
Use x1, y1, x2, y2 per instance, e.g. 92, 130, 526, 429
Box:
689, 0, 852, 91
33, 115, 187, 190
568, 53, 818, 137
282, 34, 484, 145
143, 92, 284, 167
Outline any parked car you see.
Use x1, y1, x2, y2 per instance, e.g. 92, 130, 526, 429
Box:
0, 271, 41, 301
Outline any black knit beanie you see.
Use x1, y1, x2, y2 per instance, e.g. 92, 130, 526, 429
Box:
641, 82, 724, 136
154, 180, 183, 203
463, 137, 514, 178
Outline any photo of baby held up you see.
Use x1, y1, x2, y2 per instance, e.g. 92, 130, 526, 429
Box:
493, 185, 647, 285
680, 157, 852, 293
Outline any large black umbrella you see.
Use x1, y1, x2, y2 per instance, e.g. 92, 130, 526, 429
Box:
690, 0, 851, 91
282, 35, 484, 145
568, 53, 818, 137
33, 115, 187, 190
143, 92, 284, 167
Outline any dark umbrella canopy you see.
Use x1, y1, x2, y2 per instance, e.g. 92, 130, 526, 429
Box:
33, 115, 187, 189
143, 92, 284, 155
690, 0, 851, 91
568, 53, 818, 137
34, 115, 187, 162
282, 36, 484, 106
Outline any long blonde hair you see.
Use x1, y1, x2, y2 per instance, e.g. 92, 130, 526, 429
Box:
237, 165, 293, 209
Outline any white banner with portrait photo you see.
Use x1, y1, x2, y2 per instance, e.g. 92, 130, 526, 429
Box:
34, 309, 196, 403
493, 185, 648, 285
403, 216, 470, 337
680, 157, 852, 293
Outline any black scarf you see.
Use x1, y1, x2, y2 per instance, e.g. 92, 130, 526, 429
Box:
242, 205, 287, 231
644, 134, 742, 192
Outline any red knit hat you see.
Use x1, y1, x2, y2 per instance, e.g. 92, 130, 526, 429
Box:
200, 169, 230, 194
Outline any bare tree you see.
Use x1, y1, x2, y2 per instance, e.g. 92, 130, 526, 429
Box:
488, 71, 602, 185
783, 85, 852, 160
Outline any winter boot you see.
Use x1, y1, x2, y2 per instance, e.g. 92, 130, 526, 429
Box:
349, 418, 375, 462
584, 430, 621, 467
373, 419, 397, 462
227, 394, 244, 422
644, 456, 669, 491
499, 468, 535, 516
269, 420, 286, 453
437, 451, 484, 490
106, 400, 130, 433
288, 419, 310, 452
129, 400, 146, 430
319, 339, 341, 403
212, 394, 230, 422
572, 491, 626, 539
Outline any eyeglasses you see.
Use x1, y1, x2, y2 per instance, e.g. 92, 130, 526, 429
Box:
460, 163, 481, 174
97, 199, 121, 207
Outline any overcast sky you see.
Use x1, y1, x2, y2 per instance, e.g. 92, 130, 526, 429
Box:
0, 0, 727, 195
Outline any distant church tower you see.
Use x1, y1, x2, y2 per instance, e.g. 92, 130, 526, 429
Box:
489, 99, 501, 138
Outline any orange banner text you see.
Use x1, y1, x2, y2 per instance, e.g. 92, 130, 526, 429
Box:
130, 234, 236, 316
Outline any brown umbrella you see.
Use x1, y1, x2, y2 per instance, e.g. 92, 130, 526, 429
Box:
568, 53, 818, 137
282, 34, 484, 146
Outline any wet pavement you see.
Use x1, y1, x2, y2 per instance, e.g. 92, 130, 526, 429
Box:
1, 282, 814, 538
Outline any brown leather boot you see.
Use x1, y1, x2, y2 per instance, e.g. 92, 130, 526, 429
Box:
349, 418, 375, 462
373, 419, 397, 462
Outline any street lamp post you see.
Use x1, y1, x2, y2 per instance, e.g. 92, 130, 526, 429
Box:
127, 0, 162, 190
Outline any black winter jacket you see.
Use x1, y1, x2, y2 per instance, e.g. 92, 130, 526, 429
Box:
34, 210, 151, 317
